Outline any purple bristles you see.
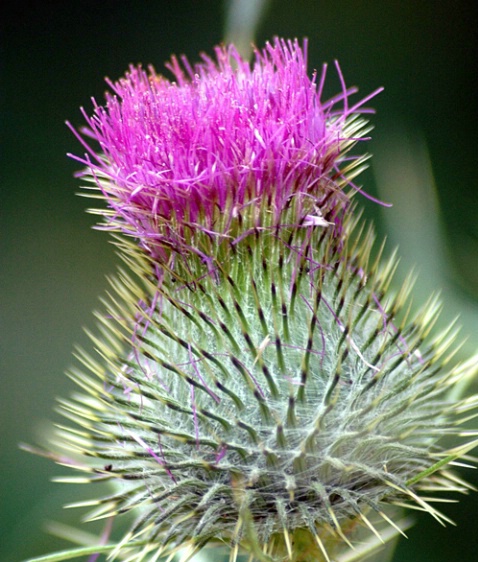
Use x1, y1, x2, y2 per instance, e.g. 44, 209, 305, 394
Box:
70, 38, 379, 264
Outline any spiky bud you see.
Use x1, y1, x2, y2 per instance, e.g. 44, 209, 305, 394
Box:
25, 39, 478, 562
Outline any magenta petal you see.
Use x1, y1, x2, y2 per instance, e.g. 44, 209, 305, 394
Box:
72, 38, 378, 266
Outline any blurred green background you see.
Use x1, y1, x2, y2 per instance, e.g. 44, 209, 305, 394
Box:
1, 1, 477, 560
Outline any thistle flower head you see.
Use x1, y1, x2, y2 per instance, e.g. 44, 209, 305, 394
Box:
27, 38, 478, 562
71, 38, 376, 270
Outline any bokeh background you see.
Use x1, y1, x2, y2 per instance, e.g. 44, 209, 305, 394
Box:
1, 1, 477, 560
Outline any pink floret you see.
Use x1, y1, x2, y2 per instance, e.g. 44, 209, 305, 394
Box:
70, 38, 378, 261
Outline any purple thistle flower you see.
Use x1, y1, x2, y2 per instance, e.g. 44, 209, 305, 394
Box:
23, 38, 478, 562
70, 38, 380, 268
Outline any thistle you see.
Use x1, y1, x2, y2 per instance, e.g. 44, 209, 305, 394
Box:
25, 38, 478, 562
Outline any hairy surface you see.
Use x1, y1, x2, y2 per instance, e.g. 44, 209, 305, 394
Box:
56, 210, 476, 561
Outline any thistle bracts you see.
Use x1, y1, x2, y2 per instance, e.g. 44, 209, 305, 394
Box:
50, 208, 477, 562
27, 38, 478, 562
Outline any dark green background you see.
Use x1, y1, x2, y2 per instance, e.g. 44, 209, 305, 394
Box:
2, 1, 477, 560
